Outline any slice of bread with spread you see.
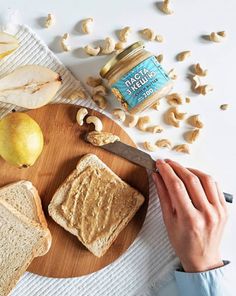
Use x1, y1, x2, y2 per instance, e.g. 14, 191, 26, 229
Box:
0, 200, 51, 296
48, 153, 145, 257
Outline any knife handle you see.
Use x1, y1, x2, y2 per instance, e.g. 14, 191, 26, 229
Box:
224, 192, 233, 203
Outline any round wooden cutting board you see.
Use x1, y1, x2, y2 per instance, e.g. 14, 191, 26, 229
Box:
0, 104, 149, 278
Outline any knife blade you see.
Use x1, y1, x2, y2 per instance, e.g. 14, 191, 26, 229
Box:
91, 140, 233, 203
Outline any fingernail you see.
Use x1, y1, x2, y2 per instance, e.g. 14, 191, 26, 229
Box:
156, 159, 165, 165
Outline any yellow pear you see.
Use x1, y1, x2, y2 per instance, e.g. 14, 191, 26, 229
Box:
0, 32, 19, 59
0, 112, 44, 167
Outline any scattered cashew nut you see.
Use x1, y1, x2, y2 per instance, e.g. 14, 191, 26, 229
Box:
112, 108, 126, 122
101, 37, 115, 54
168, 68, 178, 80
220, 104, 229, 111
81, 18, 94, 34
164, 107, 186, 128
92, 95, 107, 109
68, 89, 86, 100
160, 0, 174, 15
137, 116, 151, 131
177, 50, 191, 61
61, 33, 71, 51
86, 76, 103, 87
192, 75, 201, 89
155, 34, 164, 42
184, 129, 200, 144
194, 63, 208, 76
185, 97, 191, 103
86, 116, 103, 132
45, 13, 55, 28
140, 28, 156, 41
156, 139, 172, 149
92, 85, 107, 96
187, 115, 204, 129
119, 26, 131, 42
166, 93, 183, 105
196, 84, 213, 95
84, 45, 100, 56
126, 114, 139, 128
76, 108, 88, 126
143, 141, 158, 152
209, 31, 226, 42
173, 144, 190, 154
152, 100, 161, 110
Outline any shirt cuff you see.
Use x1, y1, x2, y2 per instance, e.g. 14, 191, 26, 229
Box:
175, 261, 231, 296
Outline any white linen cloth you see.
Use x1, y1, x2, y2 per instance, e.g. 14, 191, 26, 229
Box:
0, 24, 179, 296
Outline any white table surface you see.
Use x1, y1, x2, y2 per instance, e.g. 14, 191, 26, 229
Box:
1, 0, 236, 295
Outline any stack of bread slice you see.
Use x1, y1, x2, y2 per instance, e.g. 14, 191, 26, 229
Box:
0, 181, 51, 296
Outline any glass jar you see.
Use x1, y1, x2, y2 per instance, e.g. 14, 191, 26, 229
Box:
100, 41, 173, 114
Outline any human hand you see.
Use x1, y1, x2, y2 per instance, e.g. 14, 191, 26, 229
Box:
152, 159, 228, 273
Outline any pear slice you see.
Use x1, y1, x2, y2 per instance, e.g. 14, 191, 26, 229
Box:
0, 32, 19, 59
0, 65, 62, 109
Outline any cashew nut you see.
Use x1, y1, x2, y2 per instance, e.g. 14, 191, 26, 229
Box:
166, 93, 183, 105
112, 108, 126, 122
164, 107, 186, 128
184, 129, 200, 144
92, 94, 107, 109
68, 89, 86, 100
168, 68, 178, 80
173, 144, 190, 154
187, 115, 204, 129
220, 104, 229, 110
146, 125, 164, 133
160, 0, 174, 14
92, 85, 107, 96
76, 108, 88, 126
61, 33, 71, 52
143, 141, 158, 152
177, 50, 191, 61
185, 97, 191, 104
196, 84, 213, 95
126, 114, 139, 128
119, 26, 131, 42
209, 32, 225, 42
87, 131, 120, 146
45, 13, 55, 28
156, 54, 163, 63
101, 37, 115, 54
140, 28, 156, 41
152, 100, 161, 110
86, 116, 103, 132
156, 139, 172, 149
84, 45, 100, 56
194, 63, 208, 76
115, 41, 126, 51
86, 76, 103, 87
155, 34, 164, 42
137, 116, 151, 131
81, 18, 94, 34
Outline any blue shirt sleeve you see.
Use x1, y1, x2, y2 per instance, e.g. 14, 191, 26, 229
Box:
175, 261, 233, 296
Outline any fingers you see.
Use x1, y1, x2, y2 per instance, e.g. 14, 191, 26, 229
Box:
156, 160, 195, 215
215, 182, 227, 209
152, 172, 173, 223
165, 159, 209, 210
188, 168, 221, 206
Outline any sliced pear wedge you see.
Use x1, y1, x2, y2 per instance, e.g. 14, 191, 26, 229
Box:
0, 32, 19, 59
0, 65, 62, 109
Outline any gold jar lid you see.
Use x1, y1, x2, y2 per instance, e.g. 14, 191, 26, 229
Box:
100, 41, 144, 78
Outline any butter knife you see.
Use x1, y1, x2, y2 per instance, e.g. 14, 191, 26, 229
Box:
88, 139, 233, 203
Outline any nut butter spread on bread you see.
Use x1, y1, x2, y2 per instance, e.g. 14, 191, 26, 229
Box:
48, 153, 145, 257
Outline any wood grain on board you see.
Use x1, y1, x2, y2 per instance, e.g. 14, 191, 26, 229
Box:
0, 104, 149, 277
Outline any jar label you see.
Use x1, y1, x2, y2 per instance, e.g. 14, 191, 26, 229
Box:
111, 56, 170, 110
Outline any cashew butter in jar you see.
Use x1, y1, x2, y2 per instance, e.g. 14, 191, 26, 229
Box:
100, 41, 173, 114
